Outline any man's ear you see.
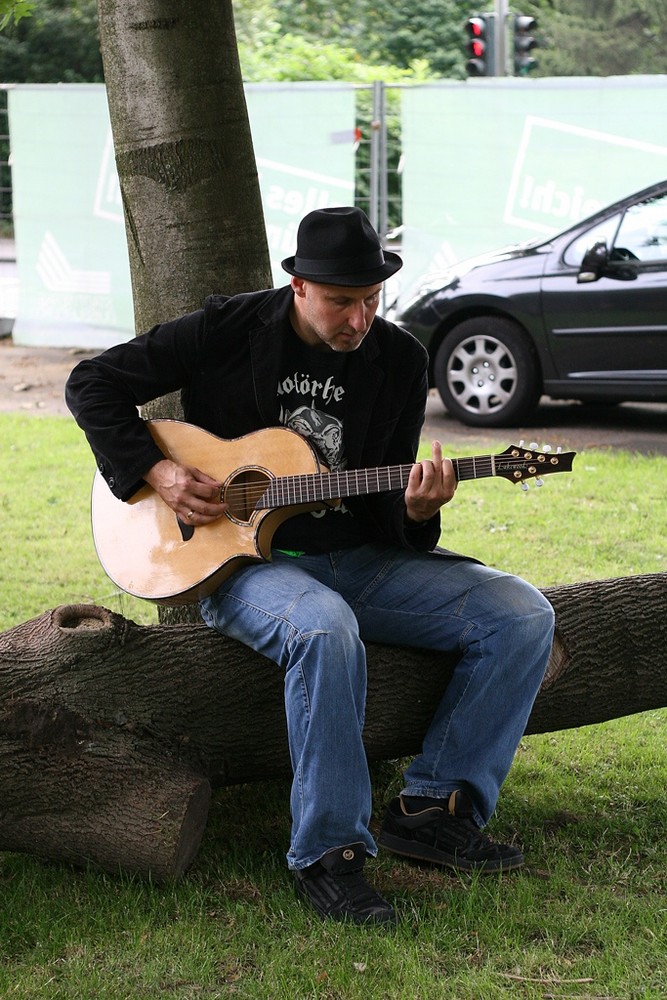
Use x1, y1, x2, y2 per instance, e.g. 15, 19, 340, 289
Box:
291, 276, 307, 298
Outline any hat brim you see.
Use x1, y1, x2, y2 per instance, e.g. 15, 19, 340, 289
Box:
281, 250, 403, 287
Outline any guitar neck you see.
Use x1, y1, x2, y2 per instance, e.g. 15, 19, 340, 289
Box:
257, 454, 496, 509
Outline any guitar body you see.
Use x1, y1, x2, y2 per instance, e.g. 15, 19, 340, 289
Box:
91, 421, 326, 606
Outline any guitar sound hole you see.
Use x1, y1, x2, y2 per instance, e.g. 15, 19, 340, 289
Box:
225, 469, 271, 522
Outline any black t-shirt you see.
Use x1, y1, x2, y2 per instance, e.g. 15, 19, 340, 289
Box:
272, 327, 366, 553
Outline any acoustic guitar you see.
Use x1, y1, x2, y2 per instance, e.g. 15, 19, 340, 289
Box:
91, 420, 575, 606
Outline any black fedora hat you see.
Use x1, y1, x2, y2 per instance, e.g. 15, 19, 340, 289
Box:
281, 206, 403, 287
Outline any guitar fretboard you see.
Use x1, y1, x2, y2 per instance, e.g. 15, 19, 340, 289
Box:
256, 455, 497, 509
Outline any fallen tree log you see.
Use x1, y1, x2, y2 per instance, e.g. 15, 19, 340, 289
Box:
1, 573, 665, 878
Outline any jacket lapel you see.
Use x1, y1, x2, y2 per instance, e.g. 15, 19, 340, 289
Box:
248, 287, 293, 426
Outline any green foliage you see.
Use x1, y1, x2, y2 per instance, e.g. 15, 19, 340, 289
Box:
3, 1, 667, 88
0, 0, 102, 83
270, 0, 481, 79
239, 31, 384, 83
259, 0, 667, 79
236, 17, 436, 82
0, 0, 34, 32
527, 0, 667, 76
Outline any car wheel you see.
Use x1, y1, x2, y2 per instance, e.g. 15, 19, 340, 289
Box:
433, 317, 541, 427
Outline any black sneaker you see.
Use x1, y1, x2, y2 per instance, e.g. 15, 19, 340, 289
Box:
293, 842, 396, 925
378, 791, 524, 873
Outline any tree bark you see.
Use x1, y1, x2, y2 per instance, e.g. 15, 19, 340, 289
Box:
96, 1, 273, 626
1, 573, 665, 878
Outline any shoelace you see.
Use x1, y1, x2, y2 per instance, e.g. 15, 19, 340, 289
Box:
336, 871, 387, 909
433, 812, 502, 857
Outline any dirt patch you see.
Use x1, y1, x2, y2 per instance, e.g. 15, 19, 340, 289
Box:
0, 337, 97, 417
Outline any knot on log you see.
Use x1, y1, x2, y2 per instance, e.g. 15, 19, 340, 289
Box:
52, 604, 115, 632
52, 604, 134, 652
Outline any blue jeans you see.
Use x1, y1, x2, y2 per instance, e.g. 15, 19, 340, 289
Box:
199, 544, 554, 870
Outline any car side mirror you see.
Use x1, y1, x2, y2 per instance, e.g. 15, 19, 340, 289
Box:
577, 241, 609, 283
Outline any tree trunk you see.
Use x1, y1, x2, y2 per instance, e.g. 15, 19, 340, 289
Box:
1, 574, 665, 878
96, 1, 273, 625
97, 0, 271, 330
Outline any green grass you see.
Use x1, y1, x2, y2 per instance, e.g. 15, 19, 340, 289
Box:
1, 413, 666, 999
422, 437, 666, 587
0, 413, 157, 632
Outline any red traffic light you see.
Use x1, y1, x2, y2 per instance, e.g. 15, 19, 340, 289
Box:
464, 13, 496, 76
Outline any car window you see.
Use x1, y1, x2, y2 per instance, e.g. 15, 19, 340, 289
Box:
612, 193, 667, 263
563, 215, 620, 267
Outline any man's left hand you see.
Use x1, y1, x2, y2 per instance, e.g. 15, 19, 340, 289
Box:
404, 440, 457, 524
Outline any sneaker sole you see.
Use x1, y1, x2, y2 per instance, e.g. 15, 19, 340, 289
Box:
377, 830, 524, 873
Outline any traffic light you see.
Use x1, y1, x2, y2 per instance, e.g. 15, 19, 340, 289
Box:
513, 14, 538, 74
465, 14, 496, 77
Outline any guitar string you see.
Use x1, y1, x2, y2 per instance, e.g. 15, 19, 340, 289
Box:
217, 457, 502, 506
221, 465, 417, 504
218, 463, 477, 498
217, 460, 522, 496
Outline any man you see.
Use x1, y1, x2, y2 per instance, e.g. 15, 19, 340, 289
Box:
66, 207, 554, 926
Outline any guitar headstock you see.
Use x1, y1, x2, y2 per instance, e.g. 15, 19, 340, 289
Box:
495, 443, 576, 488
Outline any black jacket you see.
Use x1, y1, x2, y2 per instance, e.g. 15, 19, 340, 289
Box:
66, 285, 441, 552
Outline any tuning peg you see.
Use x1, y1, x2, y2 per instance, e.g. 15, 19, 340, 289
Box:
529, 441, 539, 450
556, 446, 562, 454
535, 478, 544, 488
542, 444, 552, 453
518, 439, 525, 448
521, 482, 529, 492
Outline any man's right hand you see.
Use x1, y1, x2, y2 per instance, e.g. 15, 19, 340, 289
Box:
143, 459, 226, 524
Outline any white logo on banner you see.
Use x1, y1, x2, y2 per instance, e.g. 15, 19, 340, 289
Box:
37, 231, 111, 295
94, 131, 124, 224
505, 116, 667, 234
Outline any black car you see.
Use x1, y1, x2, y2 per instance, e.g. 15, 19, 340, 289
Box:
392, 179, 667, 427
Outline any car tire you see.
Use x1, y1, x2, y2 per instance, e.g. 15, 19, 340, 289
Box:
433, 317, 541, 427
